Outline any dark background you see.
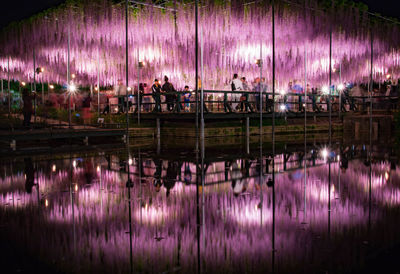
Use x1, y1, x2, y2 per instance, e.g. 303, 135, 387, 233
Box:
0, 0, 399, 30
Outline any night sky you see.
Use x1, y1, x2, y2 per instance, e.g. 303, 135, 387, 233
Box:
0, 0, 399, 30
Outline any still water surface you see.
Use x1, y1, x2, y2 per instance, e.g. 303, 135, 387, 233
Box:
0, 137, 399, 273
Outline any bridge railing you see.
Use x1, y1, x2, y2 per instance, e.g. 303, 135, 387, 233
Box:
103, 90, 399, 114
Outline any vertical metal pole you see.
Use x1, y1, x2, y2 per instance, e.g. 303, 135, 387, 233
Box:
195, 0, 199, 133
369, 28, 373, 166
339, 62, 342, 119
200, 27, 204, 140
137, 48, 140, 125
1, 79, 3, 107
259, 41, 262, 134
33, 50, 37, 124
7, 57, 10, 114
67, 26, 71, 128
329, 0, 332, 147
271, 1, 276, 271
304, 47, 307, 221
125, 0, 129, 133
97, 51, 100, 116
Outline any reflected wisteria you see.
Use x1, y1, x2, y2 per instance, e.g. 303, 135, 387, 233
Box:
0, 141, 399, 272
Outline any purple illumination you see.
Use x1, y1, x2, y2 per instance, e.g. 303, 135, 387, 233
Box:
0, 0, 399, 90
0, 148, 400, 272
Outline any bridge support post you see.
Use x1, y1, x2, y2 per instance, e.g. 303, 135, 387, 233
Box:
246, 117, 250, 154
156, 118, 161, 155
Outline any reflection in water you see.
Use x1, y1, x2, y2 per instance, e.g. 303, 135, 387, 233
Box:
0, 143, 399, 272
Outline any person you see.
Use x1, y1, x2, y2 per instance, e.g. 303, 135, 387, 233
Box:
253, 77, 261, 111
164, 161, 179, 197
311, 87, 321, 113
153, 159, 163, 192
134, 83, 145, 114
82, 93, 92, 124
183, 86, 191, 112
24, 158, 35, 193
151, 79, 162, 113
162, 76, 176, 112
239, 77, 254, 112
102, 96, 110, 114
22, 88, 34, 129
114, 79, 127, 113
173, 87, 183, 113
183, 162, 192, 185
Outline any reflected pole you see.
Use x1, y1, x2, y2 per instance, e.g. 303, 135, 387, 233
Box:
137, 48, 141, 125
271, 0, 276, 272
7, 57, 10, 114
303, 46, 307, 223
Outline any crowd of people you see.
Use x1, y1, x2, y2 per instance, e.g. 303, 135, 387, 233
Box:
4, 73, 399, 129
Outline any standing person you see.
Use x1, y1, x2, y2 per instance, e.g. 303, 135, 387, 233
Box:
232, 74, 243, 111
239, 77, 253, 112
22, 88, 34, 129
151, 79, 162, 113
82, 93, 92, 124
134, 83, 144, 114
162, 76, 176, 112
183, 86, 192, 112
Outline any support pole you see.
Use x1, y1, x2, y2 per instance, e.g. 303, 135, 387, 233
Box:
339, 62, 342, 120
195, 0, 199, 134
97, 51, 100, 116
33, 50, 37, 124
329, 0, 333, 147
125, 0, 129, 133
137, 48, 141, 125
67, 27, 71, 128
271, 0, 276, 269
200, 27, 204, 140
7, 57, 10, 114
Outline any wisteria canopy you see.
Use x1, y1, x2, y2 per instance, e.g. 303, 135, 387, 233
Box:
0, 0, 399, 90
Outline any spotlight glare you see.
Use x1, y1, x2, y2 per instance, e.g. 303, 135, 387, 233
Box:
337, 84, 345, 91
321, 148, 329, 159
49, 84, 54, 89
322, 86, 329, 94
279, 104, 286, 111
68, 84, 77, 93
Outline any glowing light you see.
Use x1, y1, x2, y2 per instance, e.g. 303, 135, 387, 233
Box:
49, 84, 54, 89
127, 87, 132, 92
21, 81, 26, 86
337, 84, 345, 91
322, 86, 329, 94
71, 73, 76, 79
52, 164, 56, 172
96, 165, 100, 172
40, 67, 45, 72
128, 158, 133, 165
114, 107, 118, 112
386, 74, 391, 79
74, 184, 78, 192
68, 84, 77, 93
280, 89, 286, 95
321, 148, 329, 159
385, 171, 390, 181
279, 104, 287, 111
337, 155, 340, 161
94, 86, 98, 91
45, 199, 49, 207
72, 160, 76, 168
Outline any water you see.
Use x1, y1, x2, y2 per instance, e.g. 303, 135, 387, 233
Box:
0, 137, 400, 273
